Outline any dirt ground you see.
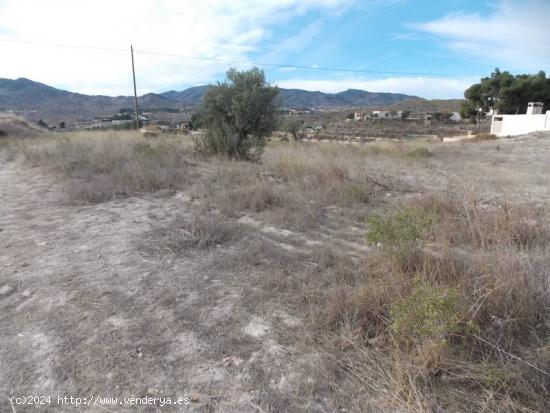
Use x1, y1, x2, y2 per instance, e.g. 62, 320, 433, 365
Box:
0, 151, 370, 412
1, 132, 550, 412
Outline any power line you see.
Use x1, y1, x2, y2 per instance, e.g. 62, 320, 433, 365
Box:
134, 48, 475, 78
0, 37, 479, 78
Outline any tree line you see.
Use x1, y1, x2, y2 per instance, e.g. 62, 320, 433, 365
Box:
461, 69, 550, 120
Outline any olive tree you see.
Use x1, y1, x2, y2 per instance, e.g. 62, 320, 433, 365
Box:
196, 67, 279, 160
283, 117, 305, 140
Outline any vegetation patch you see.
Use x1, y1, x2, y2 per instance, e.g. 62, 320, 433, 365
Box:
366, 207, 434, 247
194, 67, 279, 160
12, 131, 193, 203
390, 281, 461, 346
407, 146, 434, 158
147, 216, 243, 255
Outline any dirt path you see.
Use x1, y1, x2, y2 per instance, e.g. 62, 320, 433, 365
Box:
0, 158, 329, 412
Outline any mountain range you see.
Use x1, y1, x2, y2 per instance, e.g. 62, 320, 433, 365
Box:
0, 77, 456, 121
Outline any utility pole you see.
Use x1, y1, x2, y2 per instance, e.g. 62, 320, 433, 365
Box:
131, 45, 140, 130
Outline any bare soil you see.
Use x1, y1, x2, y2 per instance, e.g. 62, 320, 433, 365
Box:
0, 151, 369, 412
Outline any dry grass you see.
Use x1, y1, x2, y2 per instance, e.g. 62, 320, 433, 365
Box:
306, 189, 550, 412
7, 130, 195, 203
5, 129, 550, 411
0, 113, 44, 140
145, 215, 244, 255
188, 139, 550, 411
191, 142, 397, 231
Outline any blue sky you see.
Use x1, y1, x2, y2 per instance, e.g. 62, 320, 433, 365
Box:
0, 0, 549, 98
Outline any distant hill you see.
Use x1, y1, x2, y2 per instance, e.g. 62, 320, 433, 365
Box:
159, 85, 210, 105
0, 77, 460, 122
0, 78, 177, 121
161, 86, 419, 109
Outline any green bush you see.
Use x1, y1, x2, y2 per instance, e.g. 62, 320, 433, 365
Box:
366, 208, 433, 246
390, 281, 461, 346
193, 126, 233, 156
195, 67, 279, 160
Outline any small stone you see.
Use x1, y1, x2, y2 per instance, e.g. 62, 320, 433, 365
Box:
190, 394, 200, 402
22, 289, 32, 297
222, 356, 244, 367
0, 285, 14, 296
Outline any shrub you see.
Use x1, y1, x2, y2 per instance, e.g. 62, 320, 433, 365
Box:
282, 117, 305, 141
390, 281, 461, 346
195, 67, 279, 160
193, 126, 233, 156
367, 208, 433, 247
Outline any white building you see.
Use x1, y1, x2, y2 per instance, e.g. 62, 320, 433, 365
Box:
490, 102, 550, 137
449, 112, 462, 122
371, 110, 390, 118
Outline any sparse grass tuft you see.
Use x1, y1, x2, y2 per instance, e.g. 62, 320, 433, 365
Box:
407, 146, 434, 158
147, 215, 243, 255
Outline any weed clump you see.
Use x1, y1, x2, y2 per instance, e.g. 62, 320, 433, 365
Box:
366, 207, 433, 247
390, 281, 461, 346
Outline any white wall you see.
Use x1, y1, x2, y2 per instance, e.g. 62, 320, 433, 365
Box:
491, 113, 550, 136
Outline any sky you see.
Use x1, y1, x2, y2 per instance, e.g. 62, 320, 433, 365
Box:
0, 0, 549, 99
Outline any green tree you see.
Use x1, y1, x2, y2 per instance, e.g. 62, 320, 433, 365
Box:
196, 67, 279, 160
283, 117, 305, 140
459, 100, 479, 123
186, 113, 202, 130
463, 69, 550, 119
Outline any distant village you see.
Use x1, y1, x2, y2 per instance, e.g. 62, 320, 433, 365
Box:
346, 109, 462, 122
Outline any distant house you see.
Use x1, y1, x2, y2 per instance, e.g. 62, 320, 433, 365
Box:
369, 110, 402, 120
491, 102, 550, 136
449, 112, 462, 122
371, 110, 390, 119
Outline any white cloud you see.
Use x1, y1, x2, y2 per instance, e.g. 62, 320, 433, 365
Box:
415, 0, 550, 73
0, 0, 352, 95
276, 76, 478, 99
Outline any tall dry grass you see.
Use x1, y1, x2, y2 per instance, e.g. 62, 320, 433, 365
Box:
192, 142, 398, 230
8, 130, 194, 203
308, 188, 550, 412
